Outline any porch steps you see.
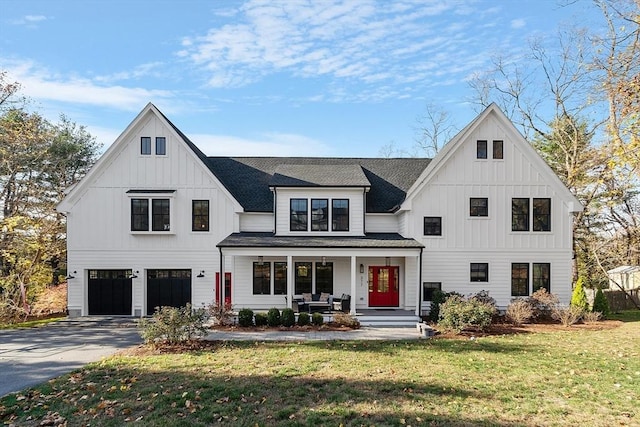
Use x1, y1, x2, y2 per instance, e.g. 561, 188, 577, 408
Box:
353, 313, 421, 327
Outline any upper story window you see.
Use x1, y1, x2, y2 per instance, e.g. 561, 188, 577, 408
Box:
423, 216, 442, 236
131, 198, 171, 232
512, 198, 551, 232
476, 140, 488, 159
141, 137, 151, 155
332, 199, 349, 231
156, 137, 166, 155
533, 198, 551, 231
311, 199, 328, 231
470, 198, 488, 217
470, 263, 489, 282
192, 200, 209, 231
492, 140, 503, 159
290, 199, 308, 231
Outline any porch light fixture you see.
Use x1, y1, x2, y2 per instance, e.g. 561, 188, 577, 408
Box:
321, 256, 326, 266
360, 264, 364, 274
197, 270, 205, 278
129, 270, 139, 279
258, 256, 264, 266
385, 257, 391, 266
66, 271, 77, 280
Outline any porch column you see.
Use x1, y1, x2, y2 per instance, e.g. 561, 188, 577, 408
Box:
350, 256, 357, 315
415, 254, 421, 316
286, 255, 293, 308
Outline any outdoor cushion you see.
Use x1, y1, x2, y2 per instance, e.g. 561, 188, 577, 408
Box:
302, 293, 312, 302
319, 292, 330, 302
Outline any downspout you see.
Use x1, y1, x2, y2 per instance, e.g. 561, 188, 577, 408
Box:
417, 248, 423, 316
218, 246, 224, 304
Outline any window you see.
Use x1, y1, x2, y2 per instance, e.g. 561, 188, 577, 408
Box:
511, 263, 529, 296
470, 198, 488, 217
311, 199, 328, 231
290, 199, 308, 231
470, 263, 489, 282
253, 262, 271, 295
423, 217, 442, 236
477, 140, 487, 159
512, 198, 530, 231
493, 140, 503, 159
423, 282, 442, 301
274, 262, 287, 295
512, 198, 551, 232
294, 262, 312, 294
533, 263, 550, 293
533, 198, 551, 231
315, 262, 333, 294
332, 199, 349, 231
131, 199, 149, 231
192, 200, 209, 231
151, 199, 170, 231
156, 137, 166, 155
141, 137, 151, 155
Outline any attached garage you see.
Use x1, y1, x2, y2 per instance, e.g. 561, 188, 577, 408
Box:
88, 270, 133, 315
146, 269, 192, 315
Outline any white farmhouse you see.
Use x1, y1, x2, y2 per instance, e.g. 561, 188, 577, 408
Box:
57, 103, 582, 320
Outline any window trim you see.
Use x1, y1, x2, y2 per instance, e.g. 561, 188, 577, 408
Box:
470, 263, 489, 282
141, 137, 151, 155
512, 198, 530, 231
311, 198, 329, 231
331, 199, 349, 231
290, 199, 308, 232
511, 263, 530, 297
128, 193, 174, 234
469, 197, 489, 217
533, 263, 551, 293
252, 262, 271, 295
422, 282, 442, 302
423, 216, 442, 236
155, 137, 166, 155
192, 200, 210, 232
476, 140, 488, 159
492, 140, 504, 159
533, 198, 551, 232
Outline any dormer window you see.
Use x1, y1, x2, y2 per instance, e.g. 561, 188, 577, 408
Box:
332, 199, 349, 231
290, 199, 308, 231
311, 199, 328, 231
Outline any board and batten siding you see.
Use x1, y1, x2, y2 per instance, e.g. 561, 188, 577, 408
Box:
365, 213, 398, 233
408, 113, 576, 307
274, 188, 365, 236
64, 111, 238, 316
239, 212, 274, 232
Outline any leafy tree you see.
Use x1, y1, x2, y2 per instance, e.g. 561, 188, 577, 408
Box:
570, 277, 589, 311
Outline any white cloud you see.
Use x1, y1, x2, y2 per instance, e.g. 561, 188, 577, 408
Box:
5, 60, 174, 111
179, 0, 485, 97
511, 18, 526, 29
11, 15, 49, 26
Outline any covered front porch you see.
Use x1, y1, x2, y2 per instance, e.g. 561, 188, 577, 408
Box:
217, 232, 424, 317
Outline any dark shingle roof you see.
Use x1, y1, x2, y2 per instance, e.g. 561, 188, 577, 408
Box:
217, 232, 424, 248
205, 157, 431, 213
270, 164, 371, 187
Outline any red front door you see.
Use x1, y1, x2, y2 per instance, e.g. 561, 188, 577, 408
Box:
215, 272, 232, 305
368, 266, 399, 307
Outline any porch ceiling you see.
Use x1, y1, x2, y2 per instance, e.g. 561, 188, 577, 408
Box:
217, 232, 424, 249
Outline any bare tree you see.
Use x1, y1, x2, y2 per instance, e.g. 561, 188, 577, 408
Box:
413, 103, 457, 157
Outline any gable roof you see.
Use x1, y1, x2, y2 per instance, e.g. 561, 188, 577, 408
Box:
204, 157, 430, 213
270, 164, 371, 187
401, 103, 583, 213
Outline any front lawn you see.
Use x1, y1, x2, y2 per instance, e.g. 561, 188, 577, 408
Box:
1, 315, 639, 426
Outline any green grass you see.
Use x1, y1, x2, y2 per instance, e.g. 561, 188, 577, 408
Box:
1, 319, 639, 426
0, 315, 65, 329
609, 309, 640, 322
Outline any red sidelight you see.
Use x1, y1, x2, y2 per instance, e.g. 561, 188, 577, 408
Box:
215, 272, 232, 305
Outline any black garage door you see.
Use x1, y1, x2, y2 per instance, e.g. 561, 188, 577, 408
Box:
147, 269, 192, 315
88, 270, 132, 315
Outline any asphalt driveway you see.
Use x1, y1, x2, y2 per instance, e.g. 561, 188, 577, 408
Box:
0, 318, 142, 397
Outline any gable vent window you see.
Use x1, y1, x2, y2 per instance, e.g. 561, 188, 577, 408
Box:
141, 137, 151, 155
476, 140, 488, 159
156, 137, 166, 155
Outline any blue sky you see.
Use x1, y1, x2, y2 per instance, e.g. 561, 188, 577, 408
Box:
1, 0, 599, 157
